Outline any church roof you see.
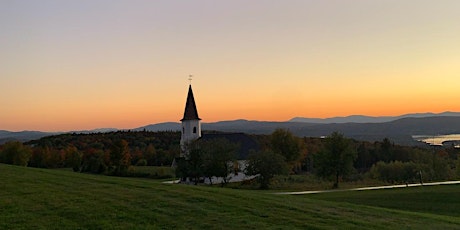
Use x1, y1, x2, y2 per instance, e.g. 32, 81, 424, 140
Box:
181, 85, 201, 121
200, 133, 260, 160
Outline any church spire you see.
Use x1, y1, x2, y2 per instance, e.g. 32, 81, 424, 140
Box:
180, 82, 202, 157
181, 84, 201, 121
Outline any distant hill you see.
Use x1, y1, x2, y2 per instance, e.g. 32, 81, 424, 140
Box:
290, 112, 460, 123
287, 116, 460, 146
69, 128, 119, 134
3, 112, 460, 146
0, 130, 54, 144
0, 128, 117, 144
136, 120, 318, 134
133, 122, 181, 132
136, 116, 460, 146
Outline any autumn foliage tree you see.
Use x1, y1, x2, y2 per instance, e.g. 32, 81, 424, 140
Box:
64, 145, 82, 172
29, 146, 51, 168
0, 141, 32, 166
110, 139, 131, 175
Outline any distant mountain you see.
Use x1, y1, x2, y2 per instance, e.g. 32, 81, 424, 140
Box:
134, 122, 181, 132
289, 111, 460, 123
287, 116, 460, 146
137, 116, 460, 146
0, 128, 119, 144
136, 119, 318, 134
3, 112, 460, 146
70, 128, 119, 134
0, 130, 54, 144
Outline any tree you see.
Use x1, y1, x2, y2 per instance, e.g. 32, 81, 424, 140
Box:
186, 145, 205, 184
369, 161, 419, 183
144, 144, 157, 166
29, 146, 51, 168
64, 145, 82, 172
378, 138, 394, 162
110, 139, 131, 175
355, 142, 373, 172
246, 150, 288, 189
201, 138, 238, 185
81, 149, 107, 174
0, 141, 32, 166
314, 132, 357, 188
176, 138, 238, 185
270, 129, 304, 172
47, 148, 65, 168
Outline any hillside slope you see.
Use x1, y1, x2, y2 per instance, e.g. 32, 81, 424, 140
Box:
1, 164, 459, 229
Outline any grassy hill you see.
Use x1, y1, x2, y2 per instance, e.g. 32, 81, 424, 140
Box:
1, 164, 459, 229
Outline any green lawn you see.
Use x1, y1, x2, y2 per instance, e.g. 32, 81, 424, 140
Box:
309, 184, 460, 218
1, 163, 459, 229
128, 166, 175, 180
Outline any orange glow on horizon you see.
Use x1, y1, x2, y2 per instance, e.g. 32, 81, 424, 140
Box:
1, 1, 460, 132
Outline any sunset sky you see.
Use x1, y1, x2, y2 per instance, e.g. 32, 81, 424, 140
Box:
1, 0, 460, 132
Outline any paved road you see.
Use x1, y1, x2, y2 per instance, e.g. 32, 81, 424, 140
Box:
274, 180, 460, 195
162, 179, 180, 184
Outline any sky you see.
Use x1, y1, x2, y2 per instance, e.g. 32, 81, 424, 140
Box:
1, 0, 460, 132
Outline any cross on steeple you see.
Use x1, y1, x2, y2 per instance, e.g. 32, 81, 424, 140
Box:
188, 75, 193, 85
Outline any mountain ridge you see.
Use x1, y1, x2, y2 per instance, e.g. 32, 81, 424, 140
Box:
2, 112, 460, 145
289, 111, 460, 123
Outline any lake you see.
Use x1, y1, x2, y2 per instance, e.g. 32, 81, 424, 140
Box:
413, 134, 460, 146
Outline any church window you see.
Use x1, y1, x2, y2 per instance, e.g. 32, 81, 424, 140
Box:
193, 127, 197, 133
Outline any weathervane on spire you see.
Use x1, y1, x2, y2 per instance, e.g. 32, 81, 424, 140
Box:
188, 74, 193, 85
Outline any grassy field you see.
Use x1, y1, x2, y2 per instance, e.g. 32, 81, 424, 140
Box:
127, 166, 175, 180
232, 174, 391, 191
309, 184, 460, 218
1, 163, 459, 229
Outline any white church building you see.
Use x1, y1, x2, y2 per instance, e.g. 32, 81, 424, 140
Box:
179, 84, 202, 157
178, 83, 258, 184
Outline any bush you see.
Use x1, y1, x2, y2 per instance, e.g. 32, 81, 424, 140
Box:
369, 161, 419, 183
136, 159, 148, 166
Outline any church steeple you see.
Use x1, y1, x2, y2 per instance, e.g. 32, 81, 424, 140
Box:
181, 85, 201, 121
180, 83, 202, 157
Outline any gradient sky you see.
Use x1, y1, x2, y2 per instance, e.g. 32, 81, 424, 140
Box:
1, 0, 459, 131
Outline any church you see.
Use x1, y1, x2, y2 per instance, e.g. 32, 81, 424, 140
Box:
178, 82, 259, 184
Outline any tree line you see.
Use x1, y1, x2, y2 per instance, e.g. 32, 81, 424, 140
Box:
0, 131, 180, 175
178, 129, 460, 189
1, 129, 459, 189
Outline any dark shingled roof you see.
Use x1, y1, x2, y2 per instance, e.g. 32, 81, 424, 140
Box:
200, 133, 260, 160
181, 85, 201, 121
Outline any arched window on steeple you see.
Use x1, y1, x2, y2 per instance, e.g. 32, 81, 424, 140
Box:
193, 127, 197, 134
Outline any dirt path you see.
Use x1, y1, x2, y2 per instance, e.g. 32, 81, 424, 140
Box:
274, 180, 460, 195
